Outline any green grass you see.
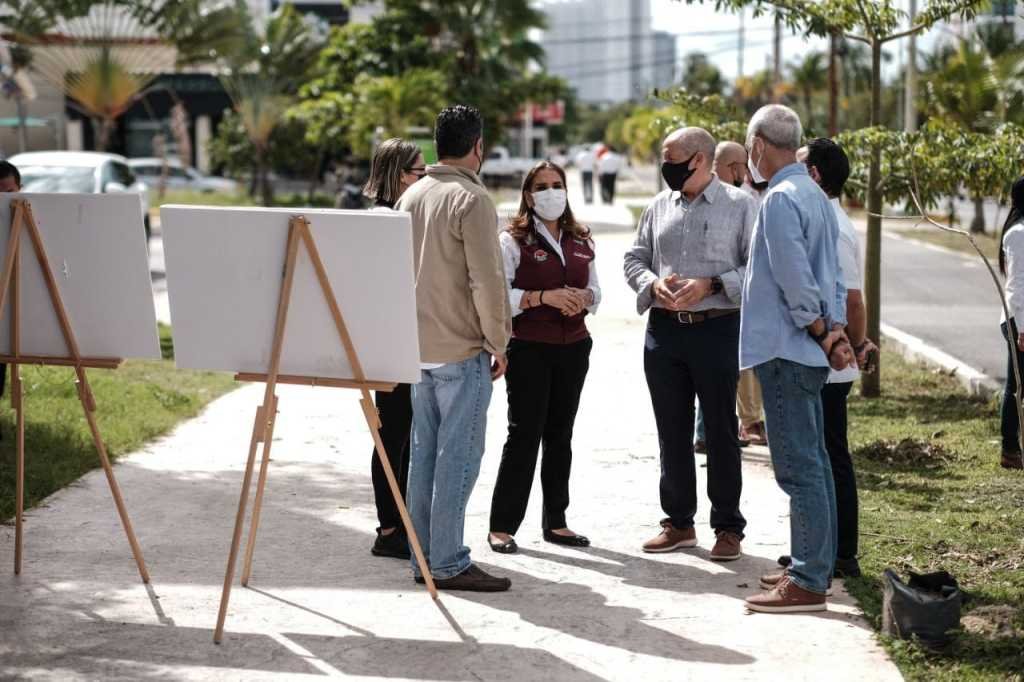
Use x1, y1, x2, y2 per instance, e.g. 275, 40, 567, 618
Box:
845, 348, 1024, 680
0, 324, 236, 521
887, 225, 1001, 263
629, 205, 645, 224
155, 189, 336, 210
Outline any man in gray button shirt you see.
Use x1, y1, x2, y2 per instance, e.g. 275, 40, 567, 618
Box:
624, 127, 756, 561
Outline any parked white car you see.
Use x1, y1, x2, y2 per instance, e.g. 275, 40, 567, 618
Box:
10, 151, 152, 239
128, 157, 239, 194
480, 145, 537, 187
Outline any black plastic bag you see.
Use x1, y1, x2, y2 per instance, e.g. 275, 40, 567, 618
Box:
881, 569, 963, 651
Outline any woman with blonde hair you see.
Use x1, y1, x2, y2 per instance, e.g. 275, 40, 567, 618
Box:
488, 161, 601, 553
363, 138, 425, 559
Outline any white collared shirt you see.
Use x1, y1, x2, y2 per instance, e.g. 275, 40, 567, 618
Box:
499, 218, 601, 317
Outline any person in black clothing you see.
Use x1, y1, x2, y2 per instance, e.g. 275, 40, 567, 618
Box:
0, 160, 20, 422
487, 161, 601, 553
361, 138, 426, 558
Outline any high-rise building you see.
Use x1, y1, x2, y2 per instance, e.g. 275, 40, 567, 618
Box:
539, 0, 677, 104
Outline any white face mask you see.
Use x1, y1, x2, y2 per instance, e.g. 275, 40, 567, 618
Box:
531, 188, 567, 221
747, 141, 768, 185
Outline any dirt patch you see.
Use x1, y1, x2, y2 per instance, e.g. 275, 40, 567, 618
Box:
856, 438, 952, 468
961, 605, 1023, 640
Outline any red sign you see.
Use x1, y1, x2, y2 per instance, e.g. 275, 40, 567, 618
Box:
514, 101, 565, 125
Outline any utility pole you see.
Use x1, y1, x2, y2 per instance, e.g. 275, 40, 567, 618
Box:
772, 13, 783, 101
828, 33, 839, 136
905, 0, 918, 132
737, 8, 746, 80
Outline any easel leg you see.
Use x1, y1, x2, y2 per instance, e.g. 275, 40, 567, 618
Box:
241, 395, 278, 587
13, 362, 23, 575
359, 396, 437, 599
76, 374, 150, 584
214, 403, 269, 644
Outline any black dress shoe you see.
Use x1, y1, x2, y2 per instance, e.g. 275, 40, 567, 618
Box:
488, 535, 518, 554
834, 557, 862, 579
543, 530, 590, 547
371, 528, 410, 560
415, 564, 511, 592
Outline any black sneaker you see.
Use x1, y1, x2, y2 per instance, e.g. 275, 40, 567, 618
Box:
371, 528, 410, 560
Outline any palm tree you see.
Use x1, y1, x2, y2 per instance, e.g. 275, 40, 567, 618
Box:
789, 51, 827, 131
1, 0, 247, 151
347, 69, 447, 158
219, 3, 326, 205
924, 36, 1023, 232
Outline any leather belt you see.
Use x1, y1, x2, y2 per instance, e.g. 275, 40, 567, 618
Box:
652, 307, 739, 325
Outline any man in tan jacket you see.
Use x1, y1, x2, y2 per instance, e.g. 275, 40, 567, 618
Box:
395, 104, 513, 592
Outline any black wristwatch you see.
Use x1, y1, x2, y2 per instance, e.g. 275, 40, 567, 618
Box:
709, 276, 724, 295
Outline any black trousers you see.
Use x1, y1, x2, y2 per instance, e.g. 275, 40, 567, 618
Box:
643, 312, 746, 536
581, 170, 594, 203
371, 383, 412, 530
821, 381, 858, 560
1000, 320, 1024, 453
490, 337, 592, 534
599, 173, 617, 203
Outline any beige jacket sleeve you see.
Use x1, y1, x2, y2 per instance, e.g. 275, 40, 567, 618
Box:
458, 193, 512, 356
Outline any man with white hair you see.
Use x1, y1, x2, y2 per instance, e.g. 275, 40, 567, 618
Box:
739, 104, 856, 613
624, 127, 756, 562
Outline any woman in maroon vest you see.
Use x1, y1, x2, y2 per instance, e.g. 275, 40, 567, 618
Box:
488, 161, 601, 553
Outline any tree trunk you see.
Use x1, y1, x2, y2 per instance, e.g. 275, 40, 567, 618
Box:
970, 195, 986, 234
862, 39, 883, 398
15, 96, 27, 153
828, 32, 840, 136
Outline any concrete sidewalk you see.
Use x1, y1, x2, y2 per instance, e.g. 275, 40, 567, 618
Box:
1, 232, 900, 681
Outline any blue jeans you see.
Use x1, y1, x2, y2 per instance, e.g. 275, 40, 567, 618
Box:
408, 352, 492, 579
755, 358, 837, 594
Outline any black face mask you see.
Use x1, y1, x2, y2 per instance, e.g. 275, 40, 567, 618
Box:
661, 154, 698, 191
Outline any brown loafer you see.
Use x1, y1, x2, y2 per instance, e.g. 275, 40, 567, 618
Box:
415, 564, 511, 592
1001, 452, 1023, 470
642, 520, 697, 553
746, 575, 827, 613
710, 531, 742, 561
741, 421, 768, 446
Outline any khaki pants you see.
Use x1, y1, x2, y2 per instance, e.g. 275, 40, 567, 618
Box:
736, 368, 763, 427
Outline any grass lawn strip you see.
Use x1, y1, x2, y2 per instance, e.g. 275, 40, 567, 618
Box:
845, 347, 1024, 680
0, 324, 236, 521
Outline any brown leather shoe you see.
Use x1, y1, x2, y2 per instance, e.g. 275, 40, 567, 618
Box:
710, 531, 742, 561
746, 575, 827, 613
414, 564, 511, 592
741, 421, 768, 446
1001, 452, 1024, 470
760, 569, 833, 596
642, 520, 697, 553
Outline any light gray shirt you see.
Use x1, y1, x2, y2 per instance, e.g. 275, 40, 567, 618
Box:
624, 176, 757, 314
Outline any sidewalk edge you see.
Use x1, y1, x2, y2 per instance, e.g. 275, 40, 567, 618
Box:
880, 322, 1001, 399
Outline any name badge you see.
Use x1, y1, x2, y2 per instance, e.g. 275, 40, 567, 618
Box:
533, 250, 549, 262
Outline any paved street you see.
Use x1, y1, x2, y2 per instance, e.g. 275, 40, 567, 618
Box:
1, 230, 898, 681
854, 220, 1006, 382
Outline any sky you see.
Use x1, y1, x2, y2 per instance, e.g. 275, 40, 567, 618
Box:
650, 0, 949, 82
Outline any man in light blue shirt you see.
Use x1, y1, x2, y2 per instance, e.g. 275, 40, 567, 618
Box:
739, 105, 855, 614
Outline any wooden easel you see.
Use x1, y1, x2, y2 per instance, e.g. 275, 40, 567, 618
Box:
0, 198, 149, 582
213, 215, 437, 644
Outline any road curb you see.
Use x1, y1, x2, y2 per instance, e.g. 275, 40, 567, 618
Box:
880, 322, 1002, 399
